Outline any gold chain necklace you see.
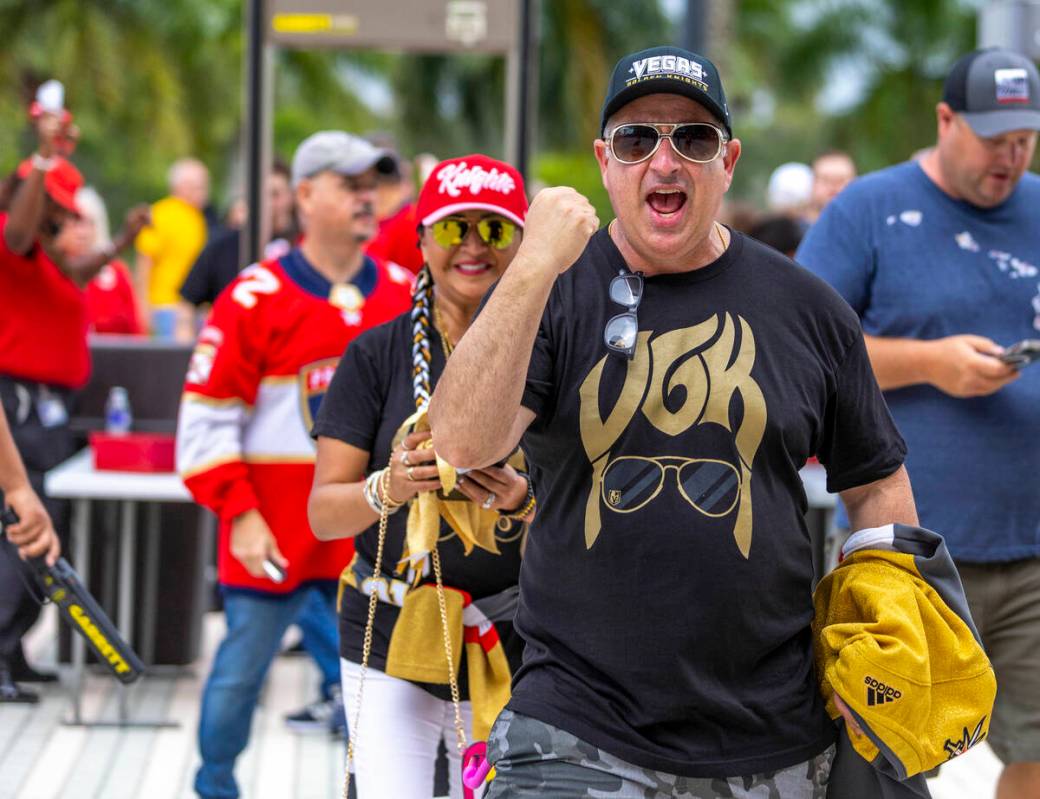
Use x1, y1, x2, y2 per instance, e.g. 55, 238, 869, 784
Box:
433, 301, 455, 359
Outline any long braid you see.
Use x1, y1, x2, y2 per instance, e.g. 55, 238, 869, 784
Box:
410, 265, 435, 411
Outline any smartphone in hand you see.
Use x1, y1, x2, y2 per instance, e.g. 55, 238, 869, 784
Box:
262, 558, 286, 583
439, 457, 511, 501
999, 339, 1040, 370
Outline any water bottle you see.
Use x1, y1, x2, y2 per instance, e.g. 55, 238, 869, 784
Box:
105, 386, 132, 436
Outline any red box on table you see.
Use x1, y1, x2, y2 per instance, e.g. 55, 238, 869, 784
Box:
89, 432, 176, 473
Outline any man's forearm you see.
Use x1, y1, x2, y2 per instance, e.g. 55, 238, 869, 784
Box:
62, 226, 139, 286
863, 335, 936, 390
61, 249, 115, 287
429, 256, 555, 468
840, 465, 918, 532
0, 413, 31, 495
4, 170, 48, 255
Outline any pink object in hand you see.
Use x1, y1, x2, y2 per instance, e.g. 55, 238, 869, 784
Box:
462, 741, 491, 795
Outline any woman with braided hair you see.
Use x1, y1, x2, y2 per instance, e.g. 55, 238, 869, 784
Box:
309, 154, 531, 798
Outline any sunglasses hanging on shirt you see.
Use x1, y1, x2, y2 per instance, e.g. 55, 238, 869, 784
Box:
604, 270, 644, 360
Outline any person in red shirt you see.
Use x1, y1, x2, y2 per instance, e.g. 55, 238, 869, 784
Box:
55, 186, 144, 335
0, 111, 148, 703
364, 147, 424, 273
176, 131, 413, 799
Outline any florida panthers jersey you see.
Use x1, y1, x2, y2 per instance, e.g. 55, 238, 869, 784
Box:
176, 251, 413, 592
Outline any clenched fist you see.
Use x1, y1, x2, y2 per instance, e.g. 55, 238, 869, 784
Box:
517, 187, 599, 275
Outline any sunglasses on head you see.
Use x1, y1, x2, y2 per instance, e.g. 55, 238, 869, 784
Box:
606, 122, 728, 165
430, 216, 518, 251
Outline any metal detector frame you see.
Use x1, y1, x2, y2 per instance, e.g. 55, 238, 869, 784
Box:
242, 0, 538, 267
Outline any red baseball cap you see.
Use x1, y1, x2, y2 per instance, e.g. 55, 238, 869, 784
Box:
16, 156, 84, 214
416, 154, 527, 229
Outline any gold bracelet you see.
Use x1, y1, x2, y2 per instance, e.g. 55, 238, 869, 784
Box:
379, 467, 406, 509
499, 476, 536, 520
500, 493, 536, 521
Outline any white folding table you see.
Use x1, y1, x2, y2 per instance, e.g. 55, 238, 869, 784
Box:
45, 448, 191, 727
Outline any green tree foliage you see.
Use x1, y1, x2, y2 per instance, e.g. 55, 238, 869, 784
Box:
0, 0, 1015, 228
0, 0, 243, 215
533, 0, 671, 217
727, 0, 979, 201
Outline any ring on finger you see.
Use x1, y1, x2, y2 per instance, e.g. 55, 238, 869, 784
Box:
406, 465, 416, 481
481, 492, 496, 510
400, 450, 410, 466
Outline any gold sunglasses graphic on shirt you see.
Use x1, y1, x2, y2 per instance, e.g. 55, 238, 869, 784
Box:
600, 455, 741, 516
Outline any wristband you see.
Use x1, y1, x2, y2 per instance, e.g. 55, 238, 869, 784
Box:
30, 153, 56, 173
498, 473, 536, 520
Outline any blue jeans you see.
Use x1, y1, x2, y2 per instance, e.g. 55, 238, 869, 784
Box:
194, 584, 340, 799
296, 588, 341, 696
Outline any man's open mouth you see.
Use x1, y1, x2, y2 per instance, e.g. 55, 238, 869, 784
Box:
646, 188, 687, 215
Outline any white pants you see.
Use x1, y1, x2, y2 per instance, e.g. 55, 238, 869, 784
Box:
341, 658, 483, 799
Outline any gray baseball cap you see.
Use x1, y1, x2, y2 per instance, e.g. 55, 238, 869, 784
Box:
291, 131, 396, 186
943, 48, 1040, 137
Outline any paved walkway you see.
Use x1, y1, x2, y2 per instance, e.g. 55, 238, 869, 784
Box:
0, 606, 1000, 798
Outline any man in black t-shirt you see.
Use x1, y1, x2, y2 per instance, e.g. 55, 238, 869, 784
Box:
430, 46, 919, 797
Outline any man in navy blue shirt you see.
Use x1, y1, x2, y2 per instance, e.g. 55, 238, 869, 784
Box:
798, 48, 1040, 799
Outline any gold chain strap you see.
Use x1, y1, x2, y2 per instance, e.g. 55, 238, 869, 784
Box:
431, 300, 467, 755
431, 546, 467, 756
344, 469, 393, 798
343, 470, 468, 797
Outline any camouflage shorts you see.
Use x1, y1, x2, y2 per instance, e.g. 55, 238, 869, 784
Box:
485, 709, 834, 799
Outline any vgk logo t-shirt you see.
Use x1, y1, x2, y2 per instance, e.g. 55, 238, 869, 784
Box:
579, 312, 766, 558
510, 230, 905, 778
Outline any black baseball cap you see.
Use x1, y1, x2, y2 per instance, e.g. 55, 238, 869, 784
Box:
600, 46, 732, 137
943, 48, 1040, 137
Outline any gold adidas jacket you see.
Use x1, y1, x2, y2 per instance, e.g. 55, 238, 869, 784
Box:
813, 524, 996, 796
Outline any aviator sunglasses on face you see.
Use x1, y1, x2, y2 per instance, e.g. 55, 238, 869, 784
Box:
604, 269, 644, 360
430, 216, 518, 251
607, 122, 729, 165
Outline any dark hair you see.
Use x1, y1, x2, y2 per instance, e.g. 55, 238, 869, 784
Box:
748, 214, 805, 257
271, 158, 291, 180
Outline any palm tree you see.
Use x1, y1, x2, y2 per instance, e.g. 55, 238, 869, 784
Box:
727, 0, 977, 200
0, 0, 242, 214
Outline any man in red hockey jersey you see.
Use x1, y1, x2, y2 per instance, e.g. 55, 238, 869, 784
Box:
176, 131, 413, 799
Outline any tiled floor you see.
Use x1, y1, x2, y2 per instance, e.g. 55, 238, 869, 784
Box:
0, 606, 1000, 798
1, 606, 346, 799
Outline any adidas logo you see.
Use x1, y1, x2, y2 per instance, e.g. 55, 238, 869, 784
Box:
864, 675, 902, 706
